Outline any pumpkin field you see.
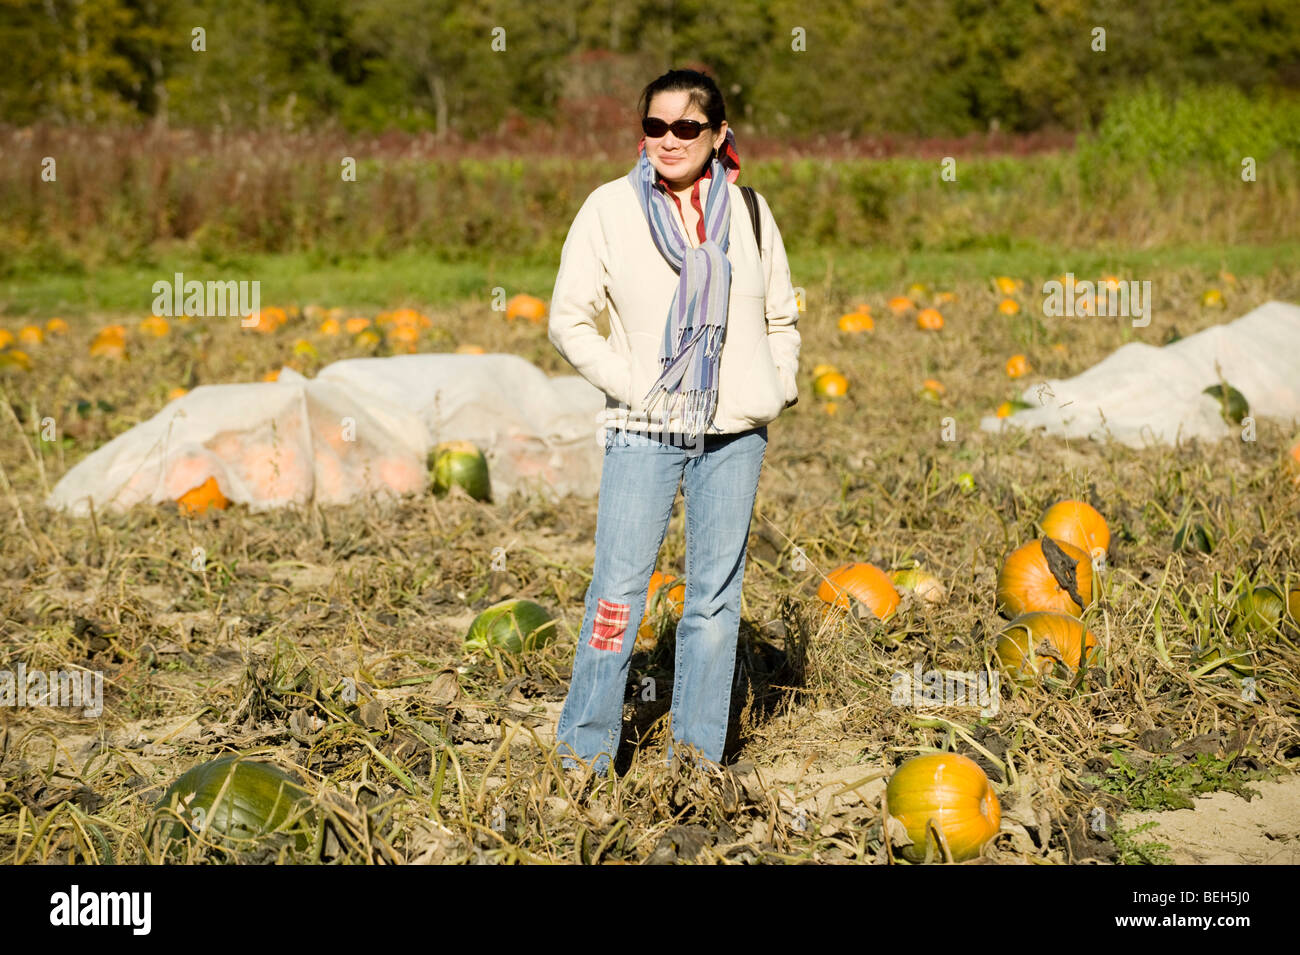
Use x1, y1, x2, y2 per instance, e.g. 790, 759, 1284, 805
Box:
1, 244, 1299, 864
3, 7, 1300, 864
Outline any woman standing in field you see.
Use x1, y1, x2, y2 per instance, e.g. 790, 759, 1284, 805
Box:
547, 69, 801, 777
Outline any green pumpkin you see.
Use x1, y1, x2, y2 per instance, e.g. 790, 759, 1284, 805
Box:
150, 755, 313, 854
1174, 521, 1214, 554
465, 599, 557, 654
1232, 586, 1286, 636
430, 440, 491, 502
1192, 641, 1256, 678
1203, 383, 1249, 426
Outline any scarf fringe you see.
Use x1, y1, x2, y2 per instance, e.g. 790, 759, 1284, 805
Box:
641, 387, 719, 437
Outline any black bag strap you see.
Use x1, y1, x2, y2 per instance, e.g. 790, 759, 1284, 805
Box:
740, 185, 762, 260
740, 184, 794, 408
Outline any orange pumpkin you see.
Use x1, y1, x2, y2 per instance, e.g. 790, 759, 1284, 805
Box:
1286, 440, 1300, 485
313, 449, 348, 502
387, 324, 420, 352
506, 294, 548, 324
916, 308, 944, 331
316, 418, 357, 455
1038, 500, 1109, 562
838, 311, 874, 333
0, 329, 14, 348
1004, 354, 1029, 378
996, 611, 1099, 683
637, 570, 686, 647
89, 325, 128, 359
997, 298, 1021, 316
813, 371, 848, 399
177, 476, 229, 517
0, 350, 32, 372
246, 306, 287, 334
344, 317, 371, 334
139, 314, 170, 337
887, 296, 914, 315
45, 317, 69, 335
997, 537, 1093, 618
994, 276, 1022, 295
374, 456, 425, 495
388, 307, 431, 329
18, 324, 44, 345
920, 378, 945, 401
885, 753, 1001, 863
239, 441, 310, 501
817, 562, 900, 620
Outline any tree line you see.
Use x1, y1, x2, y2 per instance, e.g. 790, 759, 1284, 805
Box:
1, 0, 1296, 136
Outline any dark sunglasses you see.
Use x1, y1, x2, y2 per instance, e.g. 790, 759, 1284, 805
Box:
642, 117, 714, 140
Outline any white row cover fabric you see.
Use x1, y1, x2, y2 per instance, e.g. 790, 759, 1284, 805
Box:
980, 301, 1300, 448
45, 354, 608, 516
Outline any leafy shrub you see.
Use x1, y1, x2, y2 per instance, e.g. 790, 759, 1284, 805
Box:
1078, 82, 1300, 186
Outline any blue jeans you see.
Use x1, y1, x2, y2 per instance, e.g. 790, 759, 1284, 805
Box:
555, 425, 768, 775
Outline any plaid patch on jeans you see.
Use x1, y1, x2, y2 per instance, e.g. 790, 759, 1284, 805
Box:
589, 598, 630, 652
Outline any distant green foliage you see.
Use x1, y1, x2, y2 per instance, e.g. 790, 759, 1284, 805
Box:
1, 122, 1296, 277
2, 0, 1298, 136
1077, 83, 1300, 183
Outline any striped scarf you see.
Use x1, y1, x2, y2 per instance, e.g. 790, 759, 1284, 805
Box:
627, 127, 742, 436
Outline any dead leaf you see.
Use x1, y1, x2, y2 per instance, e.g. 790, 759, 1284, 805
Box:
428, 668, 462, 705
1041, 536, 1085, 609
883, 814, 913, 847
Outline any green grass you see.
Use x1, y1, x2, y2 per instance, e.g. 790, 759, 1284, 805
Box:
798, 241, 1300, 301
4, 240, 1298, 320
0, 247, 543, 319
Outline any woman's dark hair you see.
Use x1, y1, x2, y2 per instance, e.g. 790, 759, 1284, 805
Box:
637, 69, 727, 149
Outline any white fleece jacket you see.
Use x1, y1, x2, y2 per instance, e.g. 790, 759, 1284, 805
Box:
547, 175, 800, 435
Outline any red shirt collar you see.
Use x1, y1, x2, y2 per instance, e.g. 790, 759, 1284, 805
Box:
654, 162, 713, 192
655, 165, 712, 245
